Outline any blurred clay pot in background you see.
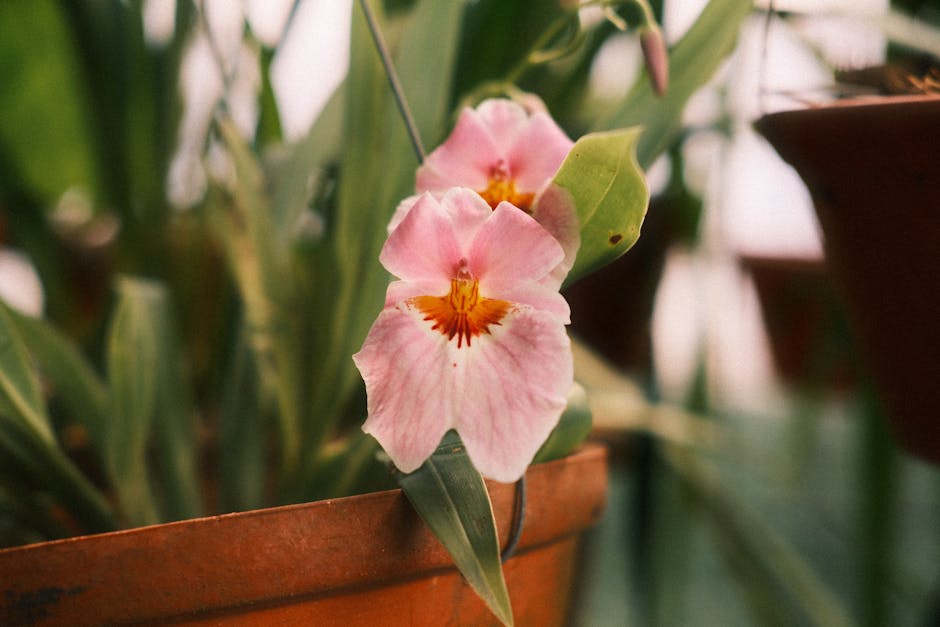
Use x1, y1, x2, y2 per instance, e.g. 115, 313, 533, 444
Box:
755, 95, 940, 464
740, 255, 858, 391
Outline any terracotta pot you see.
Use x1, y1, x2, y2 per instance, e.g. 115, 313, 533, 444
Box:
740, 255, 857, 390
755, 95, 940, 463
0, 443, 607, 626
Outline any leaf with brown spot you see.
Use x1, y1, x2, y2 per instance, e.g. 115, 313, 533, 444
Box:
550, 128, 649, 285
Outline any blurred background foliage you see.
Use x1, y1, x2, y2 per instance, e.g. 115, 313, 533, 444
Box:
1, 0, 939, 625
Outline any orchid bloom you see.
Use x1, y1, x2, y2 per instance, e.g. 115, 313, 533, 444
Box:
354, 188, 573, 482
389, 98, 579, 285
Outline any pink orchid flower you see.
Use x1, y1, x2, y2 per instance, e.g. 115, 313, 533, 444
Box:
389, 98, 580, 286
354, 188, 573, 482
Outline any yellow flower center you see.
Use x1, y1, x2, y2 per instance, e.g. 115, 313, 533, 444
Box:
477, 164, 534, 212
412, 262, 511, 348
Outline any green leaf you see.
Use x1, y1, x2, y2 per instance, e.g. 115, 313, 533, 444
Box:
215, 115, 305, 476
598, 0, 752, 168
0, 0, 95, 202
306, 432, 388, 500
664, 444, 855, 627
270, 87, 345, 247
454, 0, 566, 97
398, 431, 513, 627
0, 416, 114, 537
551, 128, 649, 285
148, 288, 201, 521
1, 304, 107, 452
533, 383, 592, 464
0, 306, 55, 445
0, 308, 113, 535
106, 279, 160, 526
218, 327, 266, 513
106, 277, 199, 525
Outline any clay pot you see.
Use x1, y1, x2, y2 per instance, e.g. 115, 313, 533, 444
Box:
0, 443, 607, 626
754, 95, 940, 463
740, 255, 857, 390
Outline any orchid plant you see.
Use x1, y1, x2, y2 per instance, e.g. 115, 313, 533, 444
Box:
0, 0, 753, 624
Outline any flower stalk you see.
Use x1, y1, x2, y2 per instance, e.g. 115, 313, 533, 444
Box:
358, 0, 426, 163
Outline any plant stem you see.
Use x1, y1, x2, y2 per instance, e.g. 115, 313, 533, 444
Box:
358, 0, 426, 163
503, 14, 574, 85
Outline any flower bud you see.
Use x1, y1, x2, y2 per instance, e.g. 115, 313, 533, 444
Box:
640, 26, 669, 97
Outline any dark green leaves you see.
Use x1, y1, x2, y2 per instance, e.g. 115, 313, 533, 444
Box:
398, 431, 513, 626
0, 306, 54, 446
106, 278, 199, 526
0, 303, 114, 535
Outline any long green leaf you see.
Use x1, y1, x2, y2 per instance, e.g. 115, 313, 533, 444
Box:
216, 115, 305, 477
0, 416, 114, 536
857, 393, 897, 627
2, 304, 107, 451
664, 444, 854, 627
106, 277, 200, 523
398, 431, 513, 626
270, 87, 345, 244
598, 0, 753, 168
149, 287, 201, 521
105, 278, 162, 526
0, 0, 94, 202
0, 306, 113, 536
0, 306, 54, 444
453, 0, 566, 98
551, 128, 649, 284
218, 327, 266, 513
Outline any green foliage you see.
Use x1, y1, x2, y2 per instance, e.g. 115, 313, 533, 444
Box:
398, 431, 513, 627
2, 305, 107, 451
598, 0, 753, 168
105, 278, 199, 526
0, 304, 114, 534
0, 0, 94, 201
0, 305, 55, 446
554, 128, 650, 285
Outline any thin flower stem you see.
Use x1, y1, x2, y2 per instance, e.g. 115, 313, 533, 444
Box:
503, 14, 574, 85
358, 0, 426, 163
501, 476, 527, 563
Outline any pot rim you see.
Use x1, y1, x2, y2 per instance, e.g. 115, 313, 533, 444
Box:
0, 442, 608, 625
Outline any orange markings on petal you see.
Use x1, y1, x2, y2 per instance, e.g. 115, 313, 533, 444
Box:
412, 273, 511, 348
478, 174, 535, 213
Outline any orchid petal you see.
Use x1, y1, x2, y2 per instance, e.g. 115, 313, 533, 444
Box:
454, 308, 573, 482
438, 187, 492, 252
355, 307, 455, 474
487, 282, 570, 324
416, 107, 498, 192
470, 202, 563, 288
380, 193, 461, 283
356, 304, 573, 482
531, 184, 581, 286
508, 111, 574, 192
387, 194, 420, 234
385, 278, 446, 308
474, 99, 529, 157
